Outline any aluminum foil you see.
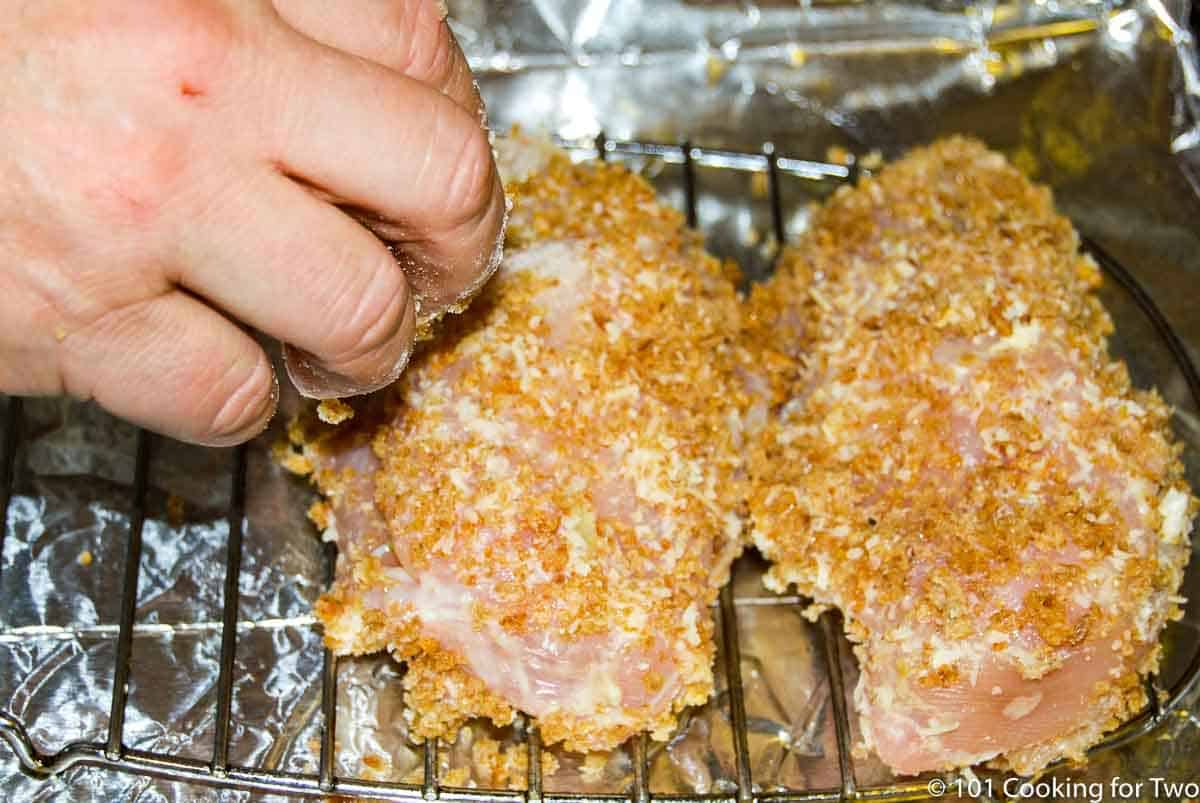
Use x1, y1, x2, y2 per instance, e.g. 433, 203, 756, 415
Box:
4, 1, 1200, 800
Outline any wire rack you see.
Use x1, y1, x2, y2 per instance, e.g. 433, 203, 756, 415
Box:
2, 135, 1200, 803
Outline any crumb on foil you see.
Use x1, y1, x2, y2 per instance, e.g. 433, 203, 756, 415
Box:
166, 493, 186, 527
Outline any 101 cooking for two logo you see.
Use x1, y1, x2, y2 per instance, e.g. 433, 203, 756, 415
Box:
927, 775, 1200, 800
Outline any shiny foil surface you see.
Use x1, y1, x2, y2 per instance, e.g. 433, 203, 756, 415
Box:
2, 1, 1199, 800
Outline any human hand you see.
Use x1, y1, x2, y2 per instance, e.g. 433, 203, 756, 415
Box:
0, 0, 505, 445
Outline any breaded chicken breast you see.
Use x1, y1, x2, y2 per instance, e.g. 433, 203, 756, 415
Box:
746, 138, 1196, 775
284, 138, 748, 752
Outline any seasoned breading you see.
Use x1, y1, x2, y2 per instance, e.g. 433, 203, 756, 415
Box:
746, 137, 1196, 775
285, 137, 748, 752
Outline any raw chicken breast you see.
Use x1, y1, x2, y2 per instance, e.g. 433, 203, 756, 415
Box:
282, 138, 748, 752
746, 138, 1196, 775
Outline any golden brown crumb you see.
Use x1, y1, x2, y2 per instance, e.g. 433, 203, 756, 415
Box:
859, 150, 884, 170
749, 171, 769, 200
579, 750, 613, 782
825, 145, 852, 166
317, 398, 355, 425
307, 500, 332, 531
441, 767, 471, 788
468, 735, 528, 789
165, 494, 186, 527
294, 139, 747, 753
705, 54, 728, 85
272, 439, 313, 476
359, 753, 392, 781
747, 136, 1195, 775
750, 137, 1191, 669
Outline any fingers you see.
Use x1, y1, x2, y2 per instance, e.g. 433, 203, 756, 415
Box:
271, 0, 483, 119
262, 25, 506, 320
57, 291, 277, 447
175, 169, 417, 399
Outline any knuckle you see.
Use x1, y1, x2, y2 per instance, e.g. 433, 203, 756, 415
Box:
56, 300, 145, 402
398, 19, 456, 86
322, 254, 411, 371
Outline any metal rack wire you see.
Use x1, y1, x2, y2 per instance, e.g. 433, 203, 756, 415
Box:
2, 135, 1199, 802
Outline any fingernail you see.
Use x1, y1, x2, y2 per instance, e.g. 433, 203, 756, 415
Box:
386, 186, 507, 328
283, 282, 417, 400
283, 341, 412, 399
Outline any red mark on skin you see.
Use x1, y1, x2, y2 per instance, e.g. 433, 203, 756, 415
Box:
179, 81, 205, 98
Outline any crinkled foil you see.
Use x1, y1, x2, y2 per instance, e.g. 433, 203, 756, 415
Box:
3, 1, 1200, 800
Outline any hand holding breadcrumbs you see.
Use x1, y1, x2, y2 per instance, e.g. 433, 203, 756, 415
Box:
0, 0, 505, 445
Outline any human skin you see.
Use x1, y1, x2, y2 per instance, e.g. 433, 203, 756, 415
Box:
0, 0, 506, 445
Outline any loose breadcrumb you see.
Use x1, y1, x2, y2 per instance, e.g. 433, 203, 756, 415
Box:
273, 440, 313, 476
166, 493, 186, 527
317, 398, 355, 425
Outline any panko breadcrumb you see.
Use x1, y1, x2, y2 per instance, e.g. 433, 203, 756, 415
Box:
285, 135, 749, 753
317, 398, 355, 425
746, 137, 1196, 775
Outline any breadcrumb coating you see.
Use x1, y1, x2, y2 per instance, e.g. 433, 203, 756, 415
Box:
747, 137, 1195, 775
286, 137, 748, 752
